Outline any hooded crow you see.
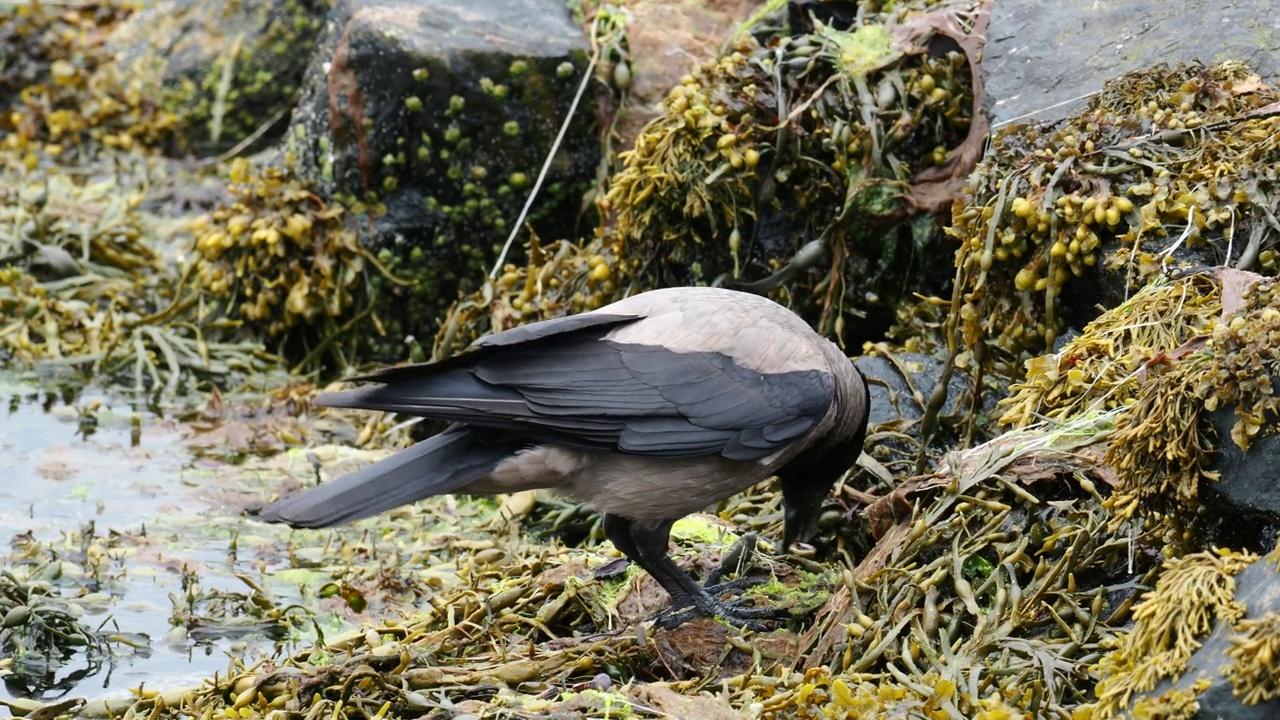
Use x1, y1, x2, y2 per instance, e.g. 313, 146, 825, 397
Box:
259, 286, 870, 627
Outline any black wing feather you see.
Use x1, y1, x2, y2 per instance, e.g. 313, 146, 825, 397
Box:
315, 313, 834, 461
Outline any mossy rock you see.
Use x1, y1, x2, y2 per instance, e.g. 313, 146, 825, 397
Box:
103, 0, 330, 155
288, 0, 601, 362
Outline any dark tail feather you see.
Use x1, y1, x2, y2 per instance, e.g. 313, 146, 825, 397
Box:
313, 370, 531, 420
258, 428, 519, 528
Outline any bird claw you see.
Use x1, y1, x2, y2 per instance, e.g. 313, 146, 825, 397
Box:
654, 610, 773, 632
650, 534, 779, 630
652, 591, 789, 631
703, 574, 767, 595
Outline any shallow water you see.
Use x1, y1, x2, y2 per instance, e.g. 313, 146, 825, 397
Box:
0, 375, 284, 704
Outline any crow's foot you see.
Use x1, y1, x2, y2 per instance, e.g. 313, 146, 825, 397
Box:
653, 592, 789, 631
703, 575, 767, 595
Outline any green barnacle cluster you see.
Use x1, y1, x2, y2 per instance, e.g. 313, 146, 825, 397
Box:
191, 157, 377, 363
337, 50, 597, 363
949, 61, 1280, 370
0, 0, 180, 160
607, 18, 973, 332
1084, 548, 1256, 719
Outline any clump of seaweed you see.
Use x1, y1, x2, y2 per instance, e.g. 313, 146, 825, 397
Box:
167, 566, 311, 644
0, 261, 282, 394
0, 174, 161, 276
1105, 273, 1279, 525
1226, 610, 1280, 705
189, 157, 400, 368
0, 569, 111, 693
0, 165, 284, 392
84, 520, 705, 717
998, 273, 1222, 428
1085, 548, 1256, 718
0, 521, 163, 697
430, 232, 625, 360
606, 4, 984, 337
945, 61, 1280, 375
0, 0, 179, 159
780, 410, 1159, 717
991, 268, 1280, 544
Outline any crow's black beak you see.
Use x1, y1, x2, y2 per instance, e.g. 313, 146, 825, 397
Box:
779, 477, 828, 554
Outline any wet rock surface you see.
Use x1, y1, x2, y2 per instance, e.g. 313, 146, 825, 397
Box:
982, 0, 1280, 127
854, 352, 972, 430
1203, 406, 1280, 549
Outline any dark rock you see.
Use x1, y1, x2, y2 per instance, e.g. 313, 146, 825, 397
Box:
1202, 407, 1280, 552
1141, 557, 1280, 718
289, 0, 600, 359
104, 0, 328, 155
982, 0, 1280, 127
854, 352, 983, 435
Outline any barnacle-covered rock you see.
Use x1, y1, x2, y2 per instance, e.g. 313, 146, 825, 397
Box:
288, 0, 602, 361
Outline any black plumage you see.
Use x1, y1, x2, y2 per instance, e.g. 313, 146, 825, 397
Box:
259, 286, 870, 627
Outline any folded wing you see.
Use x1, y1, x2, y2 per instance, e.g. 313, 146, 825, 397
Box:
319, 312, 835, 462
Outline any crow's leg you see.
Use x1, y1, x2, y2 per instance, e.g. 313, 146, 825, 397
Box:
603, 514, 783, 630
602, 513, 640, 561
